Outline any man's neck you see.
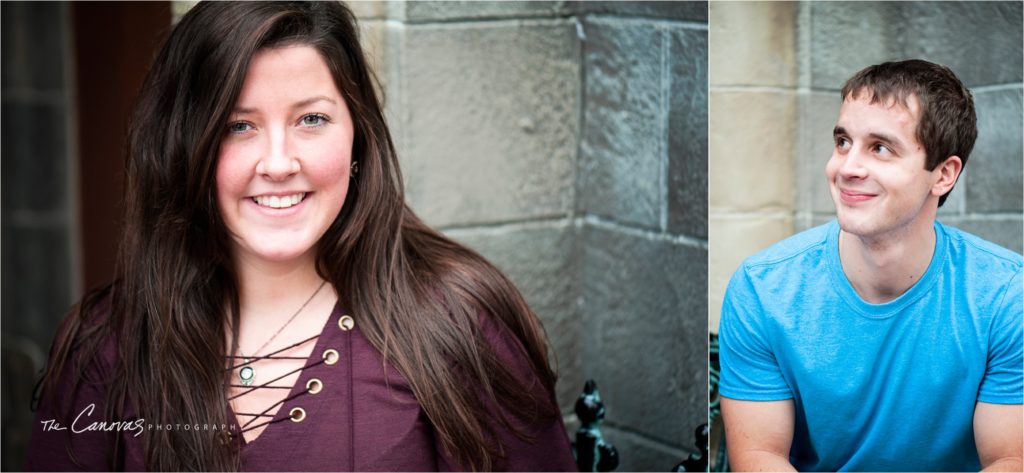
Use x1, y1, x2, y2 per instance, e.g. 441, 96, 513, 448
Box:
838, 215, 937, 304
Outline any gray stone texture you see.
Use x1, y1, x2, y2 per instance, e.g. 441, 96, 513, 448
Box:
1, 1, 66, 91
940, 218, 1024, 255
1, 103, 69, 213
966, 88, 1024, 213
444, 223, 582, 411
0, 224, 72, 346
805, 2, 900, 91
580, 225, 707, 448
393, 1, 568, 23
808, 2, 1023, 90
578, 18, 664, 229
797, 92, 841, 215
572, 1, 708, 22
668, 27, 708, 239
898, 2, 1023, 87
399, 20, 579, 228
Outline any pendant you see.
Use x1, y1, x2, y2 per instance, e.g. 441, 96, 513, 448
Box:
239, 359, 255, 386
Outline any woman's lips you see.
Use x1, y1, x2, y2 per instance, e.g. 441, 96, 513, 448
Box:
839, 188, 877, 204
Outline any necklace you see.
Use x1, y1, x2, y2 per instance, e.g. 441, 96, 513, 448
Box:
238, 280, 327, 387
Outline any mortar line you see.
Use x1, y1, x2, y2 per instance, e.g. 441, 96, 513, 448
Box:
579, 215, 708, 249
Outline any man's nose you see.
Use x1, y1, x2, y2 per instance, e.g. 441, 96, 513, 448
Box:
838, 147, 868, 180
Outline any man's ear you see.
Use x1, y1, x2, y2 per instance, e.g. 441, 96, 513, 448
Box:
932, 155, 963, 197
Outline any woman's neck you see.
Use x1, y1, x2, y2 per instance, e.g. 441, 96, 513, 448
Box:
232, 250, 330, 326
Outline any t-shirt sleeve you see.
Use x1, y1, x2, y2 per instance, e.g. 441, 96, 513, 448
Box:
718, 263, 793, 401
435, 313, 577, 472
978, 268, 1023, 404
25, 316, 120, 471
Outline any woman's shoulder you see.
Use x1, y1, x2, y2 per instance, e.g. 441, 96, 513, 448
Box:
57, 285, 120, 371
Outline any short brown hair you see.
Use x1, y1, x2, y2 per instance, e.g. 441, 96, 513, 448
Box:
841, 59, 977, 207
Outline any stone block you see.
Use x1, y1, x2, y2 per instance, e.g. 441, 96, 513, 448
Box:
667, 27, 708, 239
443, 222, 581, 411
601, 425, 691, 472
1, 103, 69, 213
393, 1, 567, 23
807, 2, 903, 91
796, 91, 841, 215
358, 19, 388, 93
399, 20, 579, 227
898, 2, 1022, 87
1, 224, 73, 348
808, 2, 1022, 90
0, 2, 66, 91
346, 0, 385, 19
966, 88, 1023, 213
578, 19, 664, 229
580, 225, 707, 445
709, 1, 795, 87
571, 1, 707, 22
940, 218, 1024, 255
171, 0, 199, 22
710, 91, 795, 213
708, 215, 793, 332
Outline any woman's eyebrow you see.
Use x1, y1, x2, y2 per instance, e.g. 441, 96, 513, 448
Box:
232, 95, 337, 114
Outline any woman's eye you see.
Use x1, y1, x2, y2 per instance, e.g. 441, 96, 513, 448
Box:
227, 122, 252, 134
300, 114, 329, 127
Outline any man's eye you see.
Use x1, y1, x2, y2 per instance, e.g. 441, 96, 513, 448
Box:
872, 143, 891, 155
300, 114, 329, 127
835, 137, 850, 149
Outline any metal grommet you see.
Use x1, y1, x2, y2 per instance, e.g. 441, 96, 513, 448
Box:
289, 407, 306, 423
322, 348, 339, 365
306, 378, 323, 394
338, 315, 355, 331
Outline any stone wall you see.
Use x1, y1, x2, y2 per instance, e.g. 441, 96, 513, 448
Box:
0, 3, 76, 470
709, 1, 1023, 332
372, 2, 709, 468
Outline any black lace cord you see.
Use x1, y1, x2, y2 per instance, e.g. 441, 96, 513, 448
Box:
237, 387, 317, 433
224, 331, 327, 433
225, 333, 320, 371
231, 356, 329, 431
228, 356, 328, 402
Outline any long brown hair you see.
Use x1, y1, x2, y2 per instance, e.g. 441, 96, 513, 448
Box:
38, 2, 559, 470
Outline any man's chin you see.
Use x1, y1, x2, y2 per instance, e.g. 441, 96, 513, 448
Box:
835, 213, 877, 238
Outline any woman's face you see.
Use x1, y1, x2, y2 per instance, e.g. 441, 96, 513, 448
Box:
216, 45, 354, 267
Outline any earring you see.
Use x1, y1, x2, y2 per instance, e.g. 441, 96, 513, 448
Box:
350, 161, 359, 178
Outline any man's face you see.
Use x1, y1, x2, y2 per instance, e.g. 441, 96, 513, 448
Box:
825, 93, 943, 239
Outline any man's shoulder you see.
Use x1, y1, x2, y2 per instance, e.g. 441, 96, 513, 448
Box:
939, 221, 1023, 277
742, 221, 834, 271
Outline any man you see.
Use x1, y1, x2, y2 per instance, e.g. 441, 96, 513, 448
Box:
719, 59, 1023, 472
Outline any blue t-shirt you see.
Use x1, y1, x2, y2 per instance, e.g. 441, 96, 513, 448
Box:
719, 220, 1023, 472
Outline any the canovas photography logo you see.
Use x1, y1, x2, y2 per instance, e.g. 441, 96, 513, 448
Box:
39, 403, 236, 438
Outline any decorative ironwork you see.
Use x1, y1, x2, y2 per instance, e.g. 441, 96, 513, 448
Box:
709, 333, 728, 472
573, 380, 619, 472
676, 423, 709, 471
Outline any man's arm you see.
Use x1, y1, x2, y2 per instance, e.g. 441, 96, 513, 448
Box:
721, 397, 797, 472
975, 402, 1023, 472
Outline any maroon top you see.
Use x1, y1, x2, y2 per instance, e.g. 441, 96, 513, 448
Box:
26, 298, 576, 471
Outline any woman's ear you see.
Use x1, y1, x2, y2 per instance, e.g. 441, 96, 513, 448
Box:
932, 155, 963, 197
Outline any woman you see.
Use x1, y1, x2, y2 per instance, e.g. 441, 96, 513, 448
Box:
27, 2, 576, 471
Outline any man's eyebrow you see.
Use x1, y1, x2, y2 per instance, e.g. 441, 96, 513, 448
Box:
867, 132, 904, 150
833, 126, 846, 137
232, 95, 337, 114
